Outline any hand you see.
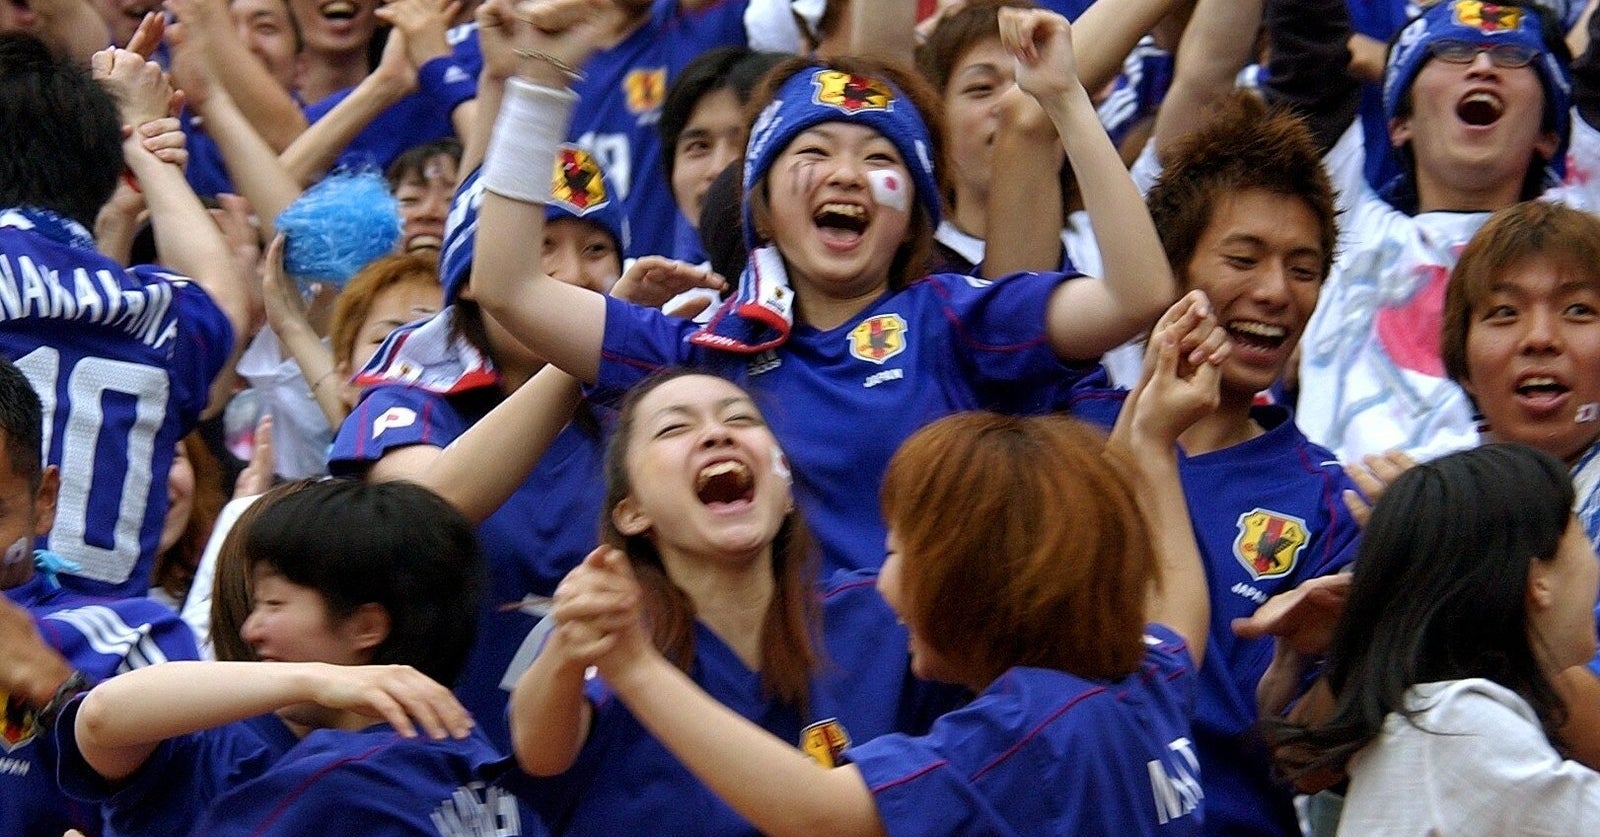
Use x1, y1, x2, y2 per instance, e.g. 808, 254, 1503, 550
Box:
0, 596, 76, 708
210, 193, 264, 323
998, 7, 1081, 102
261, 233, 313, 337
608, 256, 725, 311
376, 0, 461, 68
914, 0, 969, 42
995, 83, 1061, 146
233, 413, 275, 496
1230, 571, 1352, 656
307, 662, 474, 739
91, 46, 178, 128
165, 19, 216, 111
1341, 450, 1416, 528
476, 0, 520, 81
133, 117, 190, 168
1121, 291, 1227, 448
370, 23, 421, 94
554, 547, 654, 675
124, 10, 166, 56
510, 0, 614, 79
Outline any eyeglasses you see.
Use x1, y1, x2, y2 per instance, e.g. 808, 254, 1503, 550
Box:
1427, 39, 1539, 68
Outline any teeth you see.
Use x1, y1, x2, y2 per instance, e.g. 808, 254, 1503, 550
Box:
1230, 321, 1287, 339
1521, 376, 1559, 388
1464, 92, 1502, 107
817, 203, 865, 219
696, 460, 749, 492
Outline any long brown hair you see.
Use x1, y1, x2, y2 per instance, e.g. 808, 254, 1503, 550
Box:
152, 432, 227, 602
602, 369, 820, 711
881, 412, 1153, 687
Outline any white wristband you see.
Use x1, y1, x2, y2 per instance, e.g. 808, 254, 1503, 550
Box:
481, 78, 579, 204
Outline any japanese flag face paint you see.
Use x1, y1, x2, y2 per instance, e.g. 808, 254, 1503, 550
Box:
1578, 403, 1599, 424
3, 536, 28, 566
868, 169, 909, 214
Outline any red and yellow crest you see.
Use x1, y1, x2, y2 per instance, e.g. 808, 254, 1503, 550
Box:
551, 147, 609, 215
1453, 1, 1523, 33
811, 71, 894, 114
1232, 508, 1309, 581
2, 692, 36, 752
625, 67, 667, 114
800, 718, 852, 768
848, 314, 907, 364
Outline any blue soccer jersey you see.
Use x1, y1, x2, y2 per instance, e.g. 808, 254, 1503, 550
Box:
509, 572, 962, 836
848, 624, 1203, 836
2, 575, 201, 837
1070, 376, 1361, 837
0, 212, 234, 597
569, 0, 760, 260
594, 270, 1086, 575
330, 313, 609, 754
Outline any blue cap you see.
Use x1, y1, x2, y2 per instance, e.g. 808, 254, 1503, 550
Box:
1383, 1, 1571, 180
741, 65, 941, 249
439, 145, 624, 304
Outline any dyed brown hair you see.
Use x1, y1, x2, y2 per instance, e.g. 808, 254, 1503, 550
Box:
602, 370, 820, 711
328, 251, 441, 368
209, 480, 316, 662
742, 54, 949, 291
1146, 93, 1337, 286
881, 413, 1153, 686
1441, 200, 1600, 385
151, 432, 227, 602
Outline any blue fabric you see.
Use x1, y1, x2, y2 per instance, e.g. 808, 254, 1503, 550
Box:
848, 624, 1203, 836
0, 211, 234, 597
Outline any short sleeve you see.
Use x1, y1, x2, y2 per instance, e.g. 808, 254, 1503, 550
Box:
848, 730, 1023, 837
138, 267, 235, 422
926, 272, 1091, 411
594, 295, 702, 400
329, 386, 467, 473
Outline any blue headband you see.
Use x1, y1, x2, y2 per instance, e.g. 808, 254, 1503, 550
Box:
1383, 1, 1570, 178
440, 146, 624, 304
741, 66, 941, 248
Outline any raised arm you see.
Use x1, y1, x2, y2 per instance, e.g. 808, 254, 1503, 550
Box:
1071, 0, 1192, 95
166, 0, 307, 151
25, 0, 111, 65
279, 29, 420, 187
94, 44, 250, 339
1001, 8, 1176, 361
1261, 0, 1360, 154
1110, 291, 1224, 657
1151, 0, 1265, 160
74, 661, 472, 782
471, 0, 618, 384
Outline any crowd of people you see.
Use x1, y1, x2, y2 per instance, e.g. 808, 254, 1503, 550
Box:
1, 0, 1600, 833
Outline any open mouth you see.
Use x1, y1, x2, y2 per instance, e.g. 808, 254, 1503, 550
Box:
1226, 320, 1288, 353
406, 233, 442, 252
695, 460, 754, 508
319, 0, 356, 20
1516, 375, 1569, 405
1456, 92, 1505, 127
813, 202, 868, 240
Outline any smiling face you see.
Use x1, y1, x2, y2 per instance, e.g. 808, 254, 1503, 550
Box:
240, 565, 368, 665
1528, 516, 1600, 672
878, 529, 966, 686
672, 87, 746, 229
761, 121, 913, 302
544, 217, 620, 294
611, 375, 792, 565
286, 0, 375, 57
941, 38, 1012, 209
1391, 51, 1559, 210
1461, 256, 1600, 462
1182, 188, 1324, 401
232, 0, 299, 91
394, 153, 457, 253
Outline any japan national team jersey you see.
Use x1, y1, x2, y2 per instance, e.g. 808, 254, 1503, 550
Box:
1071, 378, 1361, 837
0, 213, 234, 597
569, 0, 797, 260
1296, 116, 1600, 463
595, 270, 1085, 575
847, 624, 1203, 836
507, 572, 963, 836
2, 575, 200, 837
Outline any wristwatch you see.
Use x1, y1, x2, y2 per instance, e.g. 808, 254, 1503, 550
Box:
33, 669, 89, 734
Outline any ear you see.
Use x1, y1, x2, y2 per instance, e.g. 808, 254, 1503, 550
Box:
342, 603, 392, 656
611, 496, 652, 537
1528, 558, 1556, 612
1389, 116, 1412, 149
33, 465, 58, 538
1535, 130, 1560, 166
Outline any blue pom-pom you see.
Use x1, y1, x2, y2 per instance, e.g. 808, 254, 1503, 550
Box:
276, 169, 402, 288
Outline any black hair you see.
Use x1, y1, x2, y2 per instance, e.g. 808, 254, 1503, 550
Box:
385, 137, 464, 191
659, 47, 788, 185
0, 357, 43, 489
1271, 444, 1576, 779
243, 479, 484, 685
0, 33, 124, 228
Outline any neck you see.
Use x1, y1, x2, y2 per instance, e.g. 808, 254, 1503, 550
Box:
1176, 393, 1259, 456
950, 185, 987, 240
298, 54, 371, 104
659, 545, 774, 671
1415, 169, 1525, 214
0, 560, 33, 591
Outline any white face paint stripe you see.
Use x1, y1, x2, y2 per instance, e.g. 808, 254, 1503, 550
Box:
3, 536, 27, 565
868, 169, 908, 213
1578, 403, 1599, 424
772, 449, 792, 484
